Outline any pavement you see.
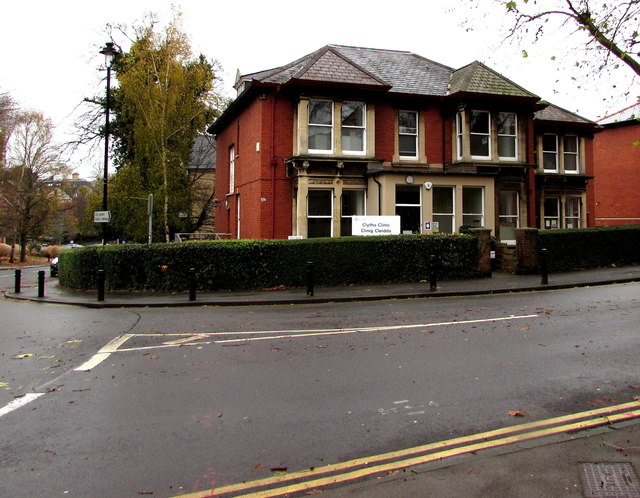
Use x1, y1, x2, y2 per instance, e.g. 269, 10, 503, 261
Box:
3, 264, 640, 497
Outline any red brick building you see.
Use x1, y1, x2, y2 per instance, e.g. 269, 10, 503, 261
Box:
209, 45, 596, 242
592, 103, 640, 226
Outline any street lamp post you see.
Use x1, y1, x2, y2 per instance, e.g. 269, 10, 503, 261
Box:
99, 42, 118, 245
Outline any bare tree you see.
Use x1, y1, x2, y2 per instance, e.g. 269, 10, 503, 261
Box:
0, 91, 18, 169
0, 111, 68, 261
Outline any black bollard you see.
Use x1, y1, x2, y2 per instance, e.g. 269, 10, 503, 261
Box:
540, 248, 549, 285
429, 254, 437, 291
14, 269, 21, 294
306, 261, 314, 297
97, 269, 105, 302
188, 268, 196, 302
37, 270, 45, 298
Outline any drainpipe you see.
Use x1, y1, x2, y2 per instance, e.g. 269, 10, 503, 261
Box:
270, 85, 281, 238
373, 174, 382, 215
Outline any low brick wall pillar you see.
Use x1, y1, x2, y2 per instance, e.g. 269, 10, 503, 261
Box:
469, 228, 492, 277
515, 228, 539, 274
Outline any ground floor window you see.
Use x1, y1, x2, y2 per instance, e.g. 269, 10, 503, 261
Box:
340, 190, 365, 236
565, 197, 581, 229
307, 189, 333, 238
462, 187, 484, 229
395, 185, 421, 233
544, 197, 560, 229
432, 186, 454, 233
498, 191, 519, 242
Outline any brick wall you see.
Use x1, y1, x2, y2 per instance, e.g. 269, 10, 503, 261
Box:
592, 122, 640, 225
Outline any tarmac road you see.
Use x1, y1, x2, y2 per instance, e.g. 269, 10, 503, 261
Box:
1, 282, 639, 497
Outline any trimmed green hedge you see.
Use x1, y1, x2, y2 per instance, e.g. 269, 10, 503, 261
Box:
538, 225, 640, 272
58, 234, 480, 291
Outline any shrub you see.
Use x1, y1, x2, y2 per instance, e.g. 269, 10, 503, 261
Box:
538, 225, 640, 272
58, 234, 480, 291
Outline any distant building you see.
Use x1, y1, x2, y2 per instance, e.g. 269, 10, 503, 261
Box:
188, 134, 216, 232
209, 44, 596, 241
592, 102, 640, 226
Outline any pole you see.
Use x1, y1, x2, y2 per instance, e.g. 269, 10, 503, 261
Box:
37, 270, 45, 298
148, 193, 153, 245
102, 64, 111, 246
188, 268, 196, 301
306, 261, 315, 297
14, 269, 21, 294
540, 248, 549, 285
97, 269, 105, 301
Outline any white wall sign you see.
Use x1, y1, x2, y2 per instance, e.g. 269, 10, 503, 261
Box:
352, 216, 401, 236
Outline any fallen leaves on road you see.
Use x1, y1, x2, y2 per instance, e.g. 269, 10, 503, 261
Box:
13, 354, 34, 359
144, 354, 159, 360
507, 410, 527, 417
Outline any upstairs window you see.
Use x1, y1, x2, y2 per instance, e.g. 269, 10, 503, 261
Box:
341, 102, 365, 154
563, 135, 579, 173
456, 112, 464, 160
308, 100, 333, 153
543, 134, 558, 172
229, 145, 235, 193
470, 110, 491, 158
498, 112, 517, 159
399, 111, 418, 159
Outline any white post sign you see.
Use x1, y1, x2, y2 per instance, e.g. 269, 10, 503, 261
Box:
352, 216, 401, 236
93, 211, 111, 223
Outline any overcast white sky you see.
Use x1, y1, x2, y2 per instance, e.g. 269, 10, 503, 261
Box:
1, 0, 635, 177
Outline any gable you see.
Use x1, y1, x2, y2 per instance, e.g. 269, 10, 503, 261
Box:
449, 61, 538, 99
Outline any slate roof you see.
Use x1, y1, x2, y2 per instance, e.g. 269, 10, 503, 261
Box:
448, 61, 539, 99
240, 45, 454, 96
535, 103, 595, 125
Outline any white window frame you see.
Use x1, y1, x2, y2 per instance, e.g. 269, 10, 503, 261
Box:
497, 112, 518, 161
563, 135, 579, 174
543, 197, 560, 229
308, 99, 334, 154
340, 189, 366, 236
398, 110, 418, 160
229, 145, 235, 194
498, 190, 519, 243
307, 189, 334, 238
432, 186, 455, 234
470, 110, 491, 159
456, 112, 464, 160
564, 197, 581, 228
543, 134, 559, 172
462, 186, 485, 228
395, 184, 422, 233
341, 102, 366, 156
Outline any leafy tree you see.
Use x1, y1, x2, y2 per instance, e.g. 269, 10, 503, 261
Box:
107, 13, 222, 242
0, 111, 68, 261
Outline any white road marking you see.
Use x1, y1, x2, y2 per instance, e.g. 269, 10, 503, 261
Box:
75, 314, 540, 364
74, 334, 134, 372
0, 393, 45, 418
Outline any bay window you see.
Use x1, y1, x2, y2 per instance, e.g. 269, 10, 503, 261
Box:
341, 102, 365, 154
307, 189, 333, 237
563, 135, 578, 173
340, 190, 366, 236
543, 134, 559, 172
565, 197, 581, 228
308, 100, 333, 153
544, 197, 560, 229
470, 110, 490, 158
498, 112, 517, 159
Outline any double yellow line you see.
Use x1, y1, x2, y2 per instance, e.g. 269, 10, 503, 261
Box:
176, 400, 640, 498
